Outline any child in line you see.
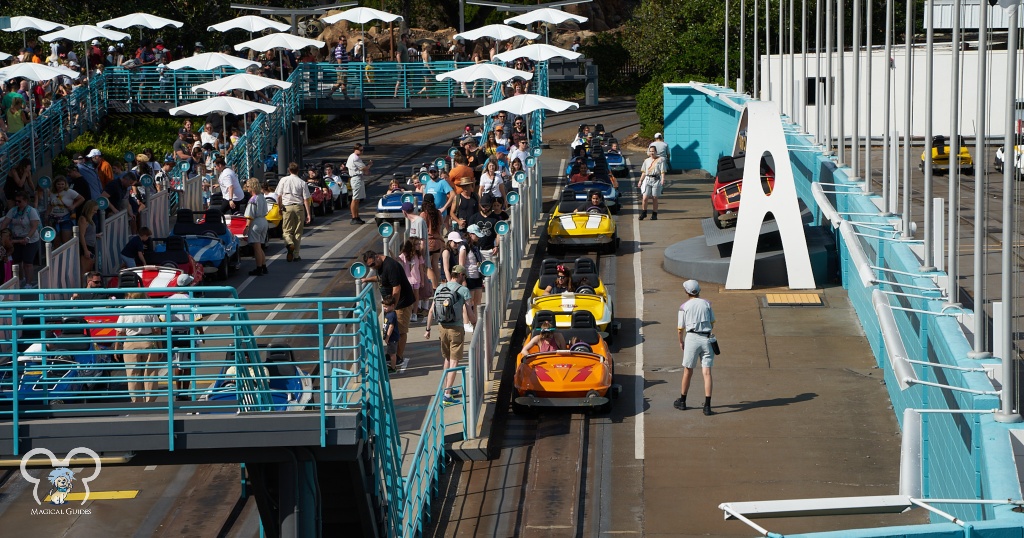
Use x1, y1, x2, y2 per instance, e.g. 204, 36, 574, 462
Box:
120, 227, 152, 268
382, 296, 401, 374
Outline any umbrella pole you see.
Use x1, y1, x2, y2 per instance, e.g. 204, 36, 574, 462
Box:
244, 115, 250, 179
280, 52, 284, 80
29, 89, 37, 169
223, 113, 228, 145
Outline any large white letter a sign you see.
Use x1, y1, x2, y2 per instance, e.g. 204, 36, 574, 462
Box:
725, 101, 815, 290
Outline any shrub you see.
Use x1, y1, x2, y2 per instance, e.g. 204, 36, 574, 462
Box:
580, 33, 632, 96
63, 116, 204, 166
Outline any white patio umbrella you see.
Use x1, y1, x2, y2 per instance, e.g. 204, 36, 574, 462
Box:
436, 63, 532, 83
193, 73, 293, 93
475, 94, 578, 116
454, 25, 539, 43
169, 96, 277, 174
40, 25, 131, 75
2, 17, 67, 50
504, 8, 588, 43
235, 33, 325, 79
98, 13, 184, 31
208, 15, 290, 34
323, 7, 404, 59
493, 43, 581, 63
166, 52, 259, 71
0, 63, 81, 167
0, 52, 11, 62
192, 74, 292, 135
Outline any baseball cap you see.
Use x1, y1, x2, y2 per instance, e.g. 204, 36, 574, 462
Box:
107, 45, 115, 52
91, 40, 99, 45
401, 201, 415, 213
163, 155, 175, 164
654, 132, 663, 139
451, 265, 466, 275
179, 128, 189, 136
480, 193, 496, 206
73, 153, 84, 161
467, 224, 486, 238
155, 38, 164, 44
195, 42, 204, 48
683, 279, 700, 295
494, 126, 504, 131
177, 274, 195, 286
446, 231, 463, 243
419, 166, 428, 173
86, 149, 102, 158
428, 165, 438, 172
496, 145, 507, 154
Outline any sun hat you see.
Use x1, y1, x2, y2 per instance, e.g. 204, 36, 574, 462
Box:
683, 280, 701, 296
86, 149, 102, 158
457, 177, 475, 186
446, 231, 463, 243
136, 154, 150, 163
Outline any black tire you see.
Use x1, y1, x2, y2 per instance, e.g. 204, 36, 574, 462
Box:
713, 211, 726, 229
964, 167, 975, 176
511, 400, 531, 415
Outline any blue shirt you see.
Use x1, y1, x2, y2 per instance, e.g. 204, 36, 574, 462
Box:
78, 163, 102, 200
383, 310, 400, 344
424, 179, 453, 210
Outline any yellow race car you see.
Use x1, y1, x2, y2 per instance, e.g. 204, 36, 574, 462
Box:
527, 257, 615, 338
546, 190, 619, 255
920, 135, 974, 175
513, 309, 618, 414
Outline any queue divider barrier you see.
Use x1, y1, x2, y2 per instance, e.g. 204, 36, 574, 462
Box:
140, 190, 171, 238
98, 209, 131, 275
37, 227, 82, 300
179, 176, 204, 212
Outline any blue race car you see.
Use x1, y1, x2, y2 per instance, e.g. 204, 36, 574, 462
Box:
0, 320, 110, 404
200, 346, 312, 412
171, 209, 241, 281
375, 190, 422, 226
564, 179, 620, 214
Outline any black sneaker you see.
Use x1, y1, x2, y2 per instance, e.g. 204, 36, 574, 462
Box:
651, 212, 658, 221
639, 211, 647, 221
703, 405, 714, 416
286, 244, 294, 262
396, 356, 406, 366
673, 398, 687, 411
351, 218, 366, 225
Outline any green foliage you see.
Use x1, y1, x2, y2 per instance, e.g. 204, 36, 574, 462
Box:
580, 32, 631, 96
61, 116, 199, 169
305, 114, 329, 139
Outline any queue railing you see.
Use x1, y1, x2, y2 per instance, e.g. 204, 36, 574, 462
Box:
140, 190, 171, 238
178, 175, 205, 212
0, 74, 109, 183
104, 66, 247, 110
36, 229, 82, 299
0, 269, 20, 354
97, 209, 131, 275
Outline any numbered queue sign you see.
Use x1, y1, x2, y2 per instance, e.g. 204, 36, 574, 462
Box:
350, 262, 368, 280
506, 192, 520, 206
41, 226, 57, 243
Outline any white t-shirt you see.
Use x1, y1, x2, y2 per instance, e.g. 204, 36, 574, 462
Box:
49, 189, 81, 217
650, 140, 669, 159
642, 157, 665, 179
677, 297, 715, 333
217, 167, 244, 202
200, 131, 219, 146
346, 152, 367, 181
479, 171, 503, 198
508, 147, 529, 168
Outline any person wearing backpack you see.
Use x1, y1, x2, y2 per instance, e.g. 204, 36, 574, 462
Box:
424, 265, 476, 406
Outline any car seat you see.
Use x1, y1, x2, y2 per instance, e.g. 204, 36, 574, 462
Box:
717, 155, 743, 182
202, 209, 228, 236
117, 270, 143, 289
532, 310, 556, 332
571, 310, 597, 329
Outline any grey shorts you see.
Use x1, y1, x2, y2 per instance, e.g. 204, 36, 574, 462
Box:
386, 341, 398, 355
350, 177, 366, 200
682, 332, 714, 368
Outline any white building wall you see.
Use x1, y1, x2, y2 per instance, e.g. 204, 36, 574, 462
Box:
760, 46, 1021, 140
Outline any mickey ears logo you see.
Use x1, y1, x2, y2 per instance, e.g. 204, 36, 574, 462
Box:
20, 447, 102, 505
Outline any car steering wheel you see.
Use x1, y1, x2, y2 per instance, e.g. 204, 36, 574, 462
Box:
570, 342, 593, 353
576, 286, 596, 295
587, 207, 602, 214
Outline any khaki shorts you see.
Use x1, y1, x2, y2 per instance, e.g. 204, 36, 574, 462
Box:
682, 332, 714, 368
439, 325, 465, 362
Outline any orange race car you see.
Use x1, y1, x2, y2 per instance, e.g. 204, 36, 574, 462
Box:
513, 309, 618, 414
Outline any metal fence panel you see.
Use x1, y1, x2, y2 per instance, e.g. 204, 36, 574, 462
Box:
98, 210, 130, 275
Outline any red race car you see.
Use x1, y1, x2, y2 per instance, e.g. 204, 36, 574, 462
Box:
148, 236, 204, 286
711, 154, 775, 229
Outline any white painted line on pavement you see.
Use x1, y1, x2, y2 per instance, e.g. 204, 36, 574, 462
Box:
628, 157, 646, 461
254, 224, 368, 336
554, 158, 566, 200
144, 465, 158, 471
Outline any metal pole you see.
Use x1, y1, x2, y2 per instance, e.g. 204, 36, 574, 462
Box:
901, 0, 914, 238
726, 0, 731, 89
852, 0, 861, 181
864, 0, 873, 192
741, 0, 746, 93
921, 0, 935, 269
779, 0, 784, 114
997, 3, 1022, 423
837, 0, 845, 165
755, 0, 760, 98
816, 0, 822, 143
948, 0, 963, 301
789, 0, 795, 120
882, 0, 893, 212
767, 0, 772, 102
826, 0, 834, 154
970, 0, 991, 358
802, 0, 808, 132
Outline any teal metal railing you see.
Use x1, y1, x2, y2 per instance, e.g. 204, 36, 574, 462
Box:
104, 66, 248, 110
0, 74, 109, 181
